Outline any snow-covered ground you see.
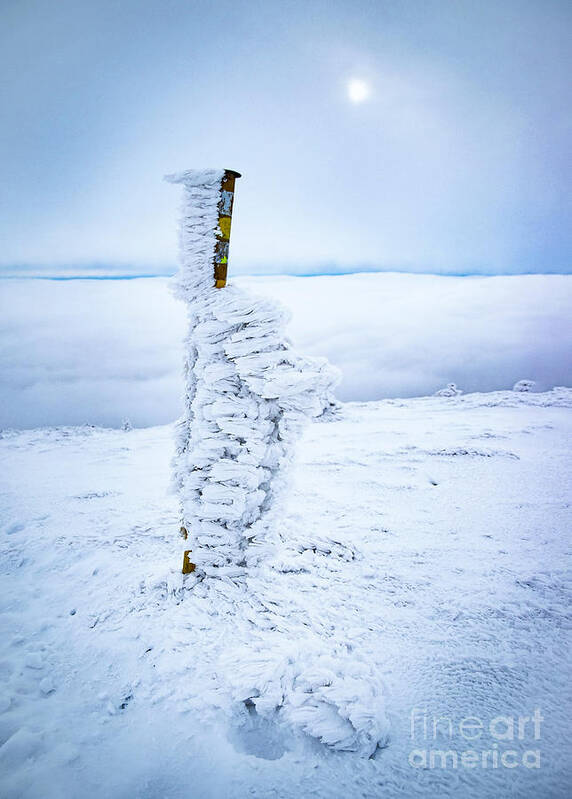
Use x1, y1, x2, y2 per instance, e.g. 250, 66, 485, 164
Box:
1, 388, 570, 797
1, 273, 571, 428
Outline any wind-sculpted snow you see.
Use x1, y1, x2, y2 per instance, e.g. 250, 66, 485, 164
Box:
165, 169, 225, 301
223, 638, 388, 756
168, 170, 339, 577
165, 171, 388, 754
172, 287, 337, 576
169, 286, 339, 574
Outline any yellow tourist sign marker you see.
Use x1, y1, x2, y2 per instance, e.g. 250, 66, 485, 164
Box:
214, 169, 241, 288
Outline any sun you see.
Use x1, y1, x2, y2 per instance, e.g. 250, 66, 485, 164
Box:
347, 79, 370, 103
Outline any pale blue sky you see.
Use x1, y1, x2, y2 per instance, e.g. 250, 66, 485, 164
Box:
1, 0, 570, 275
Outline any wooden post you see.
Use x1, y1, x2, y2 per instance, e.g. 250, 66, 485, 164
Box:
182, 548, 196, 574
180, 168, 241, 574
213, 170, 241, 288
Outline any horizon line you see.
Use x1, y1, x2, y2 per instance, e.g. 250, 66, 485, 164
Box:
1, 269, 571, 281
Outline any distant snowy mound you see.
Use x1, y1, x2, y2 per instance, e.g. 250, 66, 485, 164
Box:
513, 379, 536, 392
434, 382, 463, 397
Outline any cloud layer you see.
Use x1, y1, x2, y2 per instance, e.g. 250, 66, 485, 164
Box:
1, 274, 570, 428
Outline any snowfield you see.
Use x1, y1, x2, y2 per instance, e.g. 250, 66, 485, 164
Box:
1, 388, 570, 797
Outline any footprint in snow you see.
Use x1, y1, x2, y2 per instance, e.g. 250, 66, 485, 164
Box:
39, 677, 56, 696
24, 652, 44, 670
228, 702, 289, 761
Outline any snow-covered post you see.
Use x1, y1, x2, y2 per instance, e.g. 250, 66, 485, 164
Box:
166, 169, 339, 579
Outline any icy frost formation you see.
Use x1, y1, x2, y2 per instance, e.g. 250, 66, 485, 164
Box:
434, 382, 463, 397
513, 379, 536, 392
167, 169, 339, 576
223, 638, 389, 757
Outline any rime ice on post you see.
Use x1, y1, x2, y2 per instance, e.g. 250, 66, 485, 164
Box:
166, 169, 339, 577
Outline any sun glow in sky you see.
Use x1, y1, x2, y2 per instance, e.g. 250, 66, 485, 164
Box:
347, 79, 370, 103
